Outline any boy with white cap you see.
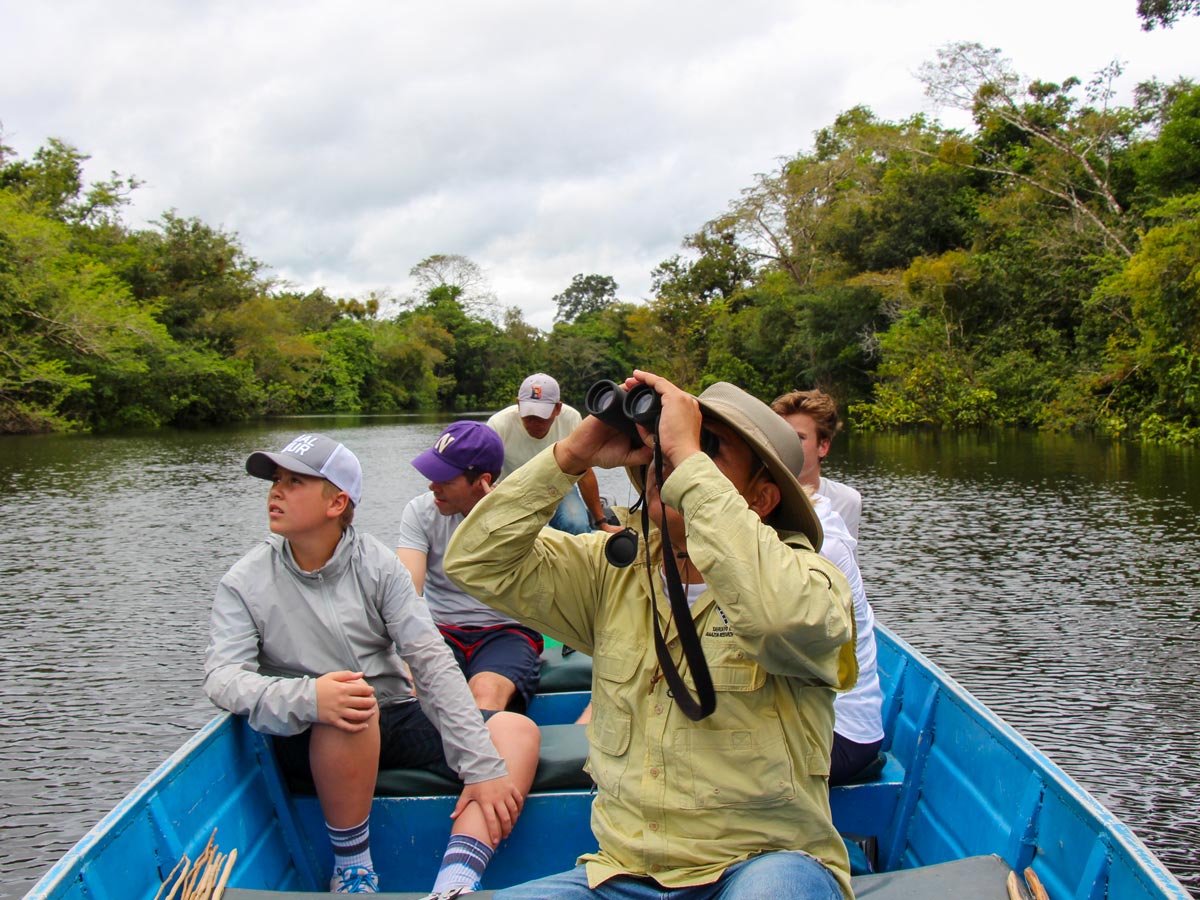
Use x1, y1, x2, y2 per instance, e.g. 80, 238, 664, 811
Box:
203, 432, 539, 896
487, 373, 620, 535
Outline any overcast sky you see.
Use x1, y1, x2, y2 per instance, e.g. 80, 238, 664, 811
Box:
2, 1, 1197, 328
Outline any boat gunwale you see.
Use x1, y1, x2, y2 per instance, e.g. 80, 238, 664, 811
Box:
876, 622, 1191, 898
23, 713, 236, 900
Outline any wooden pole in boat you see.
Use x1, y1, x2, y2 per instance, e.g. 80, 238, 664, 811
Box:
212, 848, 237, 900
156, 829, 238, 900
195, 852, 223, 900
1024, 867, 1050, 900
161, 855, 190, 900
1006, 870, 1031, 900
154, 855, 188, 900
181, 843, 212, 900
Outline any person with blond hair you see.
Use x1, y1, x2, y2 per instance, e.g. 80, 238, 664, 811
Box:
770, 389, 861, 540
204, 433, 540, 897
773, 394, 882, 785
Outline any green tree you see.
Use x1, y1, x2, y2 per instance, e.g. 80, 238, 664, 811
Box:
409, 253, 499, 322
552, 273, 618, 324
1132, 82, 1200, 201
1080, 193, 1200, 435
124, 212, 266, 348
919, 42, 1138, 257
853, 310, 999, 428
401, 283, 505, 410
0, 190, 224, 432
1137, 0, 1200, 29
0, 136, 140, 227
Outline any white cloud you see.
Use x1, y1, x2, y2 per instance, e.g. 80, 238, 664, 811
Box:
3, 0, 1198, 330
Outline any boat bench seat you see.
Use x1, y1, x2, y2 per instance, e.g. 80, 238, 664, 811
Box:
222, 854, 1016, 900
829, 751, 905, 847
378, 723, 592, 796
851, 854, 1016, 898
288, 726, 902, 803
286, 724, 594, 798
537, 648, 592, 692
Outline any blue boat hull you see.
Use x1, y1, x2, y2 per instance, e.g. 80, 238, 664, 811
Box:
24, 625, 1192, 899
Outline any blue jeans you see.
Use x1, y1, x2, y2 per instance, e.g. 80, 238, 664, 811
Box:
494, 853, 842, 900
548, 484, 591, 535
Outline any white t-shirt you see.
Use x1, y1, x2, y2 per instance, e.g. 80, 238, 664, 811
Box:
396, 493, 519, 628
813, 494, 884, 743
820, 476, 862, 541
487, 403, 583, 481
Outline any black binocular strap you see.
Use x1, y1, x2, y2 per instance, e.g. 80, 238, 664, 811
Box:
642, 439, 717, 721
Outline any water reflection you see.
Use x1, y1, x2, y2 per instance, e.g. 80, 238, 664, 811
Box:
0, 423, 1196, 898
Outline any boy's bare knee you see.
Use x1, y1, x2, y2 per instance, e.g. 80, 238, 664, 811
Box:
488, 710, 539, 740
468, 671, 517, 710
486, 711, 541, 777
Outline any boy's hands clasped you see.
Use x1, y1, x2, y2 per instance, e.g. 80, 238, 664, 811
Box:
316, 670, 378, 732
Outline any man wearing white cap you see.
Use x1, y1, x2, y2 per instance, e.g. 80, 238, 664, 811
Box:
487, 373, 619, 535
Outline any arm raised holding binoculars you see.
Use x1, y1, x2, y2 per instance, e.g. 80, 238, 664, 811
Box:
554, 371, 704, 477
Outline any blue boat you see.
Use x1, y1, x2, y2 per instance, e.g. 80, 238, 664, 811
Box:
23, 625, 1192, 900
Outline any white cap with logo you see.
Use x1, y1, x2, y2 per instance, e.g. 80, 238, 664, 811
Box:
245, 433, 363, 507
517, 373, 561, 419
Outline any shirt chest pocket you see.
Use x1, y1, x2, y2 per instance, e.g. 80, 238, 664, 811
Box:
671, 643, 797, 809
670, 718, 796, 810
703, 641, 767, 693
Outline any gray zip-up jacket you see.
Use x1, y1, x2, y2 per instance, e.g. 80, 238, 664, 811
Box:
203, 526, 507, 784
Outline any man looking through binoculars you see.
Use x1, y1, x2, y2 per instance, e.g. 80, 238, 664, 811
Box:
445, 370, 859, 900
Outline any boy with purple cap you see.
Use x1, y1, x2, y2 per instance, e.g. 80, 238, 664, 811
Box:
487, 373, 621, 536
203, 433, 540, 897
397, 421, 544, 713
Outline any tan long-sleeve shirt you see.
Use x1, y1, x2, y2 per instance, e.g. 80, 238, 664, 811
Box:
446, 447, 858, 899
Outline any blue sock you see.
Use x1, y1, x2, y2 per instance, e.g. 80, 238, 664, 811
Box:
328, 816, 373, 872
431, 834, 493, 893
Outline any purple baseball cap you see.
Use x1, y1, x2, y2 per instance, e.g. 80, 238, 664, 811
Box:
246, 433, 363, 506
412, 421, 505, 483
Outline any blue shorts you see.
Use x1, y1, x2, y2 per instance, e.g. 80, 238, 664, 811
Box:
438, 623, 543, 712
274, 699, 497, 784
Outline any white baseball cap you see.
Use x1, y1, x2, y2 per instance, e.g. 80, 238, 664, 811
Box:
245, 433, 363, 506
517, 373, 561, 418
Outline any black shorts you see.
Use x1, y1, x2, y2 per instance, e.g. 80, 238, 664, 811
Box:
830, 733, 884, 786
438, 623, 543, 711
273, 699, 497, 784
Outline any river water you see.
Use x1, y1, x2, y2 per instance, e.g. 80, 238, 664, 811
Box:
1, 418, 1197, 898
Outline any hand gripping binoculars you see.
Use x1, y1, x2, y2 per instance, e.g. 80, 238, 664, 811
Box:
584, 379, 664, 568
584, 379, 661, 445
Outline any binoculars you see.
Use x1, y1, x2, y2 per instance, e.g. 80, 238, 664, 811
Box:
585, 380, 661, 444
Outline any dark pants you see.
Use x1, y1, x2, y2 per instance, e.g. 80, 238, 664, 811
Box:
830, 733, 884, 786
439, 623, 544, 711
274, 698, 496, 784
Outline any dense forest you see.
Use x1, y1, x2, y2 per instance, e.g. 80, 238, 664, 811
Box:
2, 41, 1199, 441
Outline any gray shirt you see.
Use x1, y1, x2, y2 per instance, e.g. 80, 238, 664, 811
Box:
397, 492, 520, 629
203, 526, 506, 783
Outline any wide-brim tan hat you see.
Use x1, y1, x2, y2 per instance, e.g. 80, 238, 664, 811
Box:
625, 381, 822, 549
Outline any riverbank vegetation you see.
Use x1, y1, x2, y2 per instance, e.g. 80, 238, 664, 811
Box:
2, 42, 1199, 441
